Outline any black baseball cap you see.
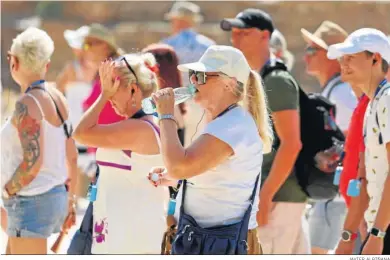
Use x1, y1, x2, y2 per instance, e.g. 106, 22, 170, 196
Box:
220, 8, 274, 34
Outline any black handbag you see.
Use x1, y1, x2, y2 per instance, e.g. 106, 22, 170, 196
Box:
171, 174, 260, 255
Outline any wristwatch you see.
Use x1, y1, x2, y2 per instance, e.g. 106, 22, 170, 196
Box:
370, 227, 386, 239
341, 230, 358, 242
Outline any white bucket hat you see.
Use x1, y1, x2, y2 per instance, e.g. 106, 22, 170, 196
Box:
164, 1, 203, 23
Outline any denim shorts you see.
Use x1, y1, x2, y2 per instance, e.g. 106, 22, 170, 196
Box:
308, 199, 347, 250
3, 184, 68, 238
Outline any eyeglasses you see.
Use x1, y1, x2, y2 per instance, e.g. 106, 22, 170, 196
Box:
117, 56, 138, 83
189, 70, 221, 85
305, 46, 323, 56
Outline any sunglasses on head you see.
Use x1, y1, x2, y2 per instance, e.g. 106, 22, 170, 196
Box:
305, 46, 323, 56
189, 70, 220, 85
117, 56, 138, 82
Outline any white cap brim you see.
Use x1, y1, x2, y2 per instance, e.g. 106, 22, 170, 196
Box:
327, 40, 364, 60
177, 61, 219, 73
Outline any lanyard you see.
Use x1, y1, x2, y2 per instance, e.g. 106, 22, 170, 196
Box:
374, 79, 387, 98
25, 80, 45, 93
214, 103, 238, 119
167, 103, 238, 215
131, 109, 147, 119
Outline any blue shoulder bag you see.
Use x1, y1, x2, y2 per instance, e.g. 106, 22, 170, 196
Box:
171, 174, 260, 255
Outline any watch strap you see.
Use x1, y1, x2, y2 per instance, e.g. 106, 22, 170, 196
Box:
341, 230, 358, 242
370, 227, 386, 238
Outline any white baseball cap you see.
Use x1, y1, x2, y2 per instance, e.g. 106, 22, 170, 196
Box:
327, 28, 390, 64
64, 25, 90, 49
177, 45, 251, 86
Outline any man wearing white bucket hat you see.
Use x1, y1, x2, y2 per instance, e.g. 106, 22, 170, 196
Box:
162, 1, 215, 147
327, 28, 390, 255
162, 1, 215, 86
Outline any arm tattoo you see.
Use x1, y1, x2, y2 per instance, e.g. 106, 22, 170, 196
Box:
6, 102, 41, 195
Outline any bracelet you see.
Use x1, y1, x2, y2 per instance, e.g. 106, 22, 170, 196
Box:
159, 114, 178, 127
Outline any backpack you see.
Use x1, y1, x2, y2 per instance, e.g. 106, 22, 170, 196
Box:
261, 61, 345, 200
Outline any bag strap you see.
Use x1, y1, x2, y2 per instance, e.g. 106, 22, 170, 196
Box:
180, 174, 260, 215
28, 86, 73, 138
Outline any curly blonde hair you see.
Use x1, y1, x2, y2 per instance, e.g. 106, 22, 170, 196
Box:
114, 53, 159, 98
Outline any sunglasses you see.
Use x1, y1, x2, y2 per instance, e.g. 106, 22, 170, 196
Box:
83, 38, 106, 51
117, 56, 138, 82
305, 46, 323, 56
189, 70, 220, 85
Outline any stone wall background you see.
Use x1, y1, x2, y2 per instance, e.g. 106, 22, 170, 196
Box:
2, 1, 390, 93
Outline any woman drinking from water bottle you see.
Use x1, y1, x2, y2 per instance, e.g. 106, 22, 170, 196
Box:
149, 45, 273, 254
73, 53, 166, 254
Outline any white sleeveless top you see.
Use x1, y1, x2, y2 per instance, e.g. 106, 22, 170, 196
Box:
91, 120, 167, 254
1, 94, 67, 196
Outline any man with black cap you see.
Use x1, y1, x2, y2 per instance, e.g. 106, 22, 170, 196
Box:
221, 9, 310, 254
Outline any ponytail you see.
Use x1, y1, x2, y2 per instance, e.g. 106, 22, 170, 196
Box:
243, 70, 273, 153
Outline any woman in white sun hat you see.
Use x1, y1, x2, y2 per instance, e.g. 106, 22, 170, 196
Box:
56, 25, 96, 95
149, 45, 273, 254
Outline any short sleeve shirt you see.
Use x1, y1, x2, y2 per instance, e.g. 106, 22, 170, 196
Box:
363, 84, 390, 229
261, 70, 307, 203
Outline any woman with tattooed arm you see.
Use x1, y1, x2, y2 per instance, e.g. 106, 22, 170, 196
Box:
1, 28, 78, 254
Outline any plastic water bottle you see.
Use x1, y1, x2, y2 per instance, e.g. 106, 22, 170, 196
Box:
142, 85, 197, 114
347, 179, 361, 197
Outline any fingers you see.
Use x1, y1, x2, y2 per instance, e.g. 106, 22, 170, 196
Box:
147, 167, 167, 187
150, 166, 167, 174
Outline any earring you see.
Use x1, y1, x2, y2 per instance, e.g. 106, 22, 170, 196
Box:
132, 99, 136, 107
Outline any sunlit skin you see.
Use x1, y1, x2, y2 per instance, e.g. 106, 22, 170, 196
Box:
303, 43, 328, 76
83, 36, 113, 69
108, 69, 142, 118
231, 28, 270, 71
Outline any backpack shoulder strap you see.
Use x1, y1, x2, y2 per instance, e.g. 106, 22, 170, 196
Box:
260, 61, 288, 80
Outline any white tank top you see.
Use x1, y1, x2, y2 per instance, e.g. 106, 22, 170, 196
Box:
1, 93, 68, 196
91, 120, 167, 254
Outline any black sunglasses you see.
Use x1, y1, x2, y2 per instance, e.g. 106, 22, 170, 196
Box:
118, 56, 138, 82
189, 70, 220, 85
305, 46, 323, 56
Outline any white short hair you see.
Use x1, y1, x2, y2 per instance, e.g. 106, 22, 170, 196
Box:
10, 27, 54, 74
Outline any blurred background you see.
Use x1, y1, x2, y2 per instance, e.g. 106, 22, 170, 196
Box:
1, 0, 390, 120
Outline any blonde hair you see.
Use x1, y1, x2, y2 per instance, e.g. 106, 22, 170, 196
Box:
10, 27, 54, 74
239, 70, 273, 153
115, 53, 159, 98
